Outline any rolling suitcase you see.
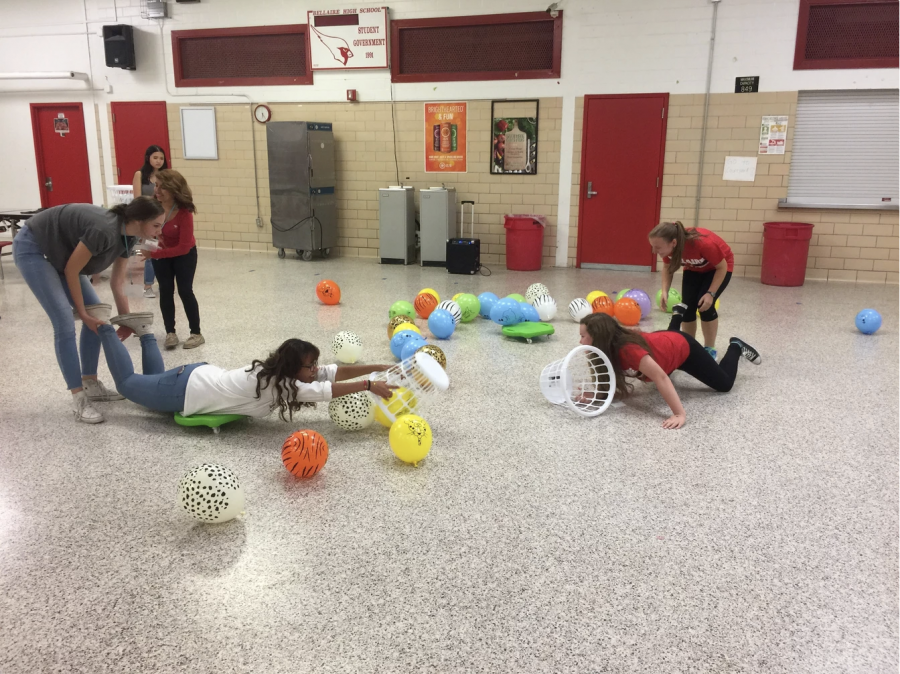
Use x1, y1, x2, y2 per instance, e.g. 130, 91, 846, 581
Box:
446, 200, 480, 275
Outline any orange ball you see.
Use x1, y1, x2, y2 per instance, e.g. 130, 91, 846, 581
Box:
281, 430, 329, 478
614, 297, 642, 326
414, 292, 438, 319
592, 296, 615, 316
316, 280, 341, 305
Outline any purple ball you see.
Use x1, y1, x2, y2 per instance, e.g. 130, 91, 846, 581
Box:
624, 289, 651, 318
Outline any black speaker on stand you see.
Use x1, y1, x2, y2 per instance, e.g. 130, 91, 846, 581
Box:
102, 25, 136, 70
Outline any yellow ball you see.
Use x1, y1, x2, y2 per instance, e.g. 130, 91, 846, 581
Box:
389, 414, 433, 466
586, 290, 607, 305
392, 322, 422, 338
452, 293, 464, 302
374, 387, 418, 428
697, 298, 721, 317
419, 288, 440, 303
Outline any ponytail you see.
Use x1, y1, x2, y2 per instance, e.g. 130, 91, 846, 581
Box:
110, 196, 165, 223
649, 220, 700, 275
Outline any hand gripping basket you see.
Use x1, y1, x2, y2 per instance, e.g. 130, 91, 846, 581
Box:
539, 345, 616, 417
368, 351, 450, 425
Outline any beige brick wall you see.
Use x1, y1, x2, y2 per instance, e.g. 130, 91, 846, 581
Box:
659, 91, 898, 283
153, 99, 562, 265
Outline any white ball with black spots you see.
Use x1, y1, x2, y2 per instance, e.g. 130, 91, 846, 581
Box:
525, 283, 550, 303
436, 300, 462, 326
332, 330, 363, 364
178, 463, 245, 523
328, 391, 375, 431
531, 294, 557, 321
568, 298, 591, 322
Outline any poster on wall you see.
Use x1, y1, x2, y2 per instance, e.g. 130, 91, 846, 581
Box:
424, 102, 467, 173
759, 115, 788, 154
490, 99, 539, 175
307, 7, 389, 70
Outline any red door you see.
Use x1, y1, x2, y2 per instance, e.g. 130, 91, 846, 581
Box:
577, 94, 668, 270
30, 103, 92, 208
110, 101, 171, 187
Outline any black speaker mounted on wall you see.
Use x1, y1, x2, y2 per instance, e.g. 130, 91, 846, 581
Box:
102, 25, 136, 70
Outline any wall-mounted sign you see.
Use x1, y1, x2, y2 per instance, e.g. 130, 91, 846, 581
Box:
424, 102, 467, 173
759, 115, 788, 155
735, 76, 760, 93
307, 7, 388, 70
490, 99, 539, 175
53, 114, 69, 136
723, 156, 758, 181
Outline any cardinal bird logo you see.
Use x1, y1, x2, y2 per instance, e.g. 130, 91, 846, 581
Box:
310, 25, 354, 66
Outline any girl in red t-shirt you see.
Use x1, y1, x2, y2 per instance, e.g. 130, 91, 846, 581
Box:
579, 312, 760, 429
649, 221, 734, 358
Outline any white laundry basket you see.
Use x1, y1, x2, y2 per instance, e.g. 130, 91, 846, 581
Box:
539, 345, 616, 417
368, 351, 449, 425
107, 185, 134, 206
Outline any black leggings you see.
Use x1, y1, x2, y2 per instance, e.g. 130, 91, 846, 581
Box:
152, 248, 200, 335
667, 311, 741, 392
681, 270, 732, 323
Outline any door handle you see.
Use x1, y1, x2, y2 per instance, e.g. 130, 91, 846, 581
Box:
44, 177, 53, 192
586, 181, 597, 199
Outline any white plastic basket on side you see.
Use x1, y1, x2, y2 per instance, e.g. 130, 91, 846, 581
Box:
368, 351, 450, 425
107, 185, 134, 206
539, 345, 616, 417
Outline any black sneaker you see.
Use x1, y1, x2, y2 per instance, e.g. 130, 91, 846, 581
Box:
672, 303, 688, 317
730, 337, 761, 365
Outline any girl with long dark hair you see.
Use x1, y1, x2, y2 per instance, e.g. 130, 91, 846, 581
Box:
649, 220, 734, 358
579, 311, 760, 429
12, 197, 165, 423
132, 145, 168, 298
93, 314, 395, 420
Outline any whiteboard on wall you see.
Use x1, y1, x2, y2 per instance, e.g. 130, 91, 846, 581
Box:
180, 107, 218, 160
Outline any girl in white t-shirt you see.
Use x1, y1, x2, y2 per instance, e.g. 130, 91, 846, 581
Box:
95, 315, 395, 420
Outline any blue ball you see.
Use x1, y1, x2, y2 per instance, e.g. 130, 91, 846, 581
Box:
490, 302, 522, 326
855, 308, 882, 335
428, 309, 456, 339
519, 302, 540, 323
390, 329, 419, 359
478, 292, 500, 318
400, 336, 428, 361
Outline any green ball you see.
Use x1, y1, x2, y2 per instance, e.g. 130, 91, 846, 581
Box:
457, 294, 481, 323
655, 288, 683, 313
506, 293, 526, 303
615, 288, 632, 301
389, 300, 415, 321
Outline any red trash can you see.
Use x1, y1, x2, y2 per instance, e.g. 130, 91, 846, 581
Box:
761, 222, 814, 286
504, 214, 547, 271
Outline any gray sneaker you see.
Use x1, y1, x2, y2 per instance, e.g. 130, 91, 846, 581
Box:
183, 333, 205, 349
110, 312, 154, 337
82, 378, 125, 402
164, 332, 179, 349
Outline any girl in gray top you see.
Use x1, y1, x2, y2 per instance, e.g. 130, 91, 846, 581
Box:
12, 197, 165, 423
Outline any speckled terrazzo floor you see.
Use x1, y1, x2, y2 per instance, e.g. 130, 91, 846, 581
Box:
0, 250, 897, 674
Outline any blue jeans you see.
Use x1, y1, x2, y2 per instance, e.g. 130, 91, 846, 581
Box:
144, 260, 155, 286
13, 224, 102, 390
98, 324, 202, 412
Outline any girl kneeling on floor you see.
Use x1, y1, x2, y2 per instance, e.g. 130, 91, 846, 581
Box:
579, 310, 760, 429
96, 315, 394, 420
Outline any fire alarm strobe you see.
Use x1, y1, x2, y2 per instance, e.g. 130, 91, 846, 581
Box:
346, 89, 357, 102
253, 105, 271, 124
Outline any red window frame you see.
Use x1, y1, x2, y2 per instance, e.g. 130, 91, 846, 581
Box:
171, 25, 313, 87
794, 0, 899, 70
390, 11, 563, 83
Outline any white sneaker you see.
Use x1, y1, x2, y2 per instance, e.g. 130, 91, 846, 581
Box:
110, 312, 154, 337
73, 391, 105, 423
143, 287, 156, 298
72, 303, 113, 322
82, 378, 125, 402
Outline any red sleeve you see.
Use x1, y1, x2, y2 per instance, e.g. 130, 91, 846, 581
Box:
697, 234, 725, 267
618, 344, 648, 373
151, 211, 195, 259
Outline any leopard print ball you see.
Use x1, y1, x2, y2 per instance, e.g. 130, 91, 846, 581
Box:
178, 464, 245, 523
328, 391, 375, 431
332, 330, 363, 364
416, 344, 446, 369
